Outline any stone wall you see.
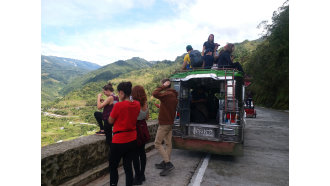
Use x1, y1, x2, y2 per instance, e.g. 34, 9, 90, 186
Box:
41, 121, 158, 186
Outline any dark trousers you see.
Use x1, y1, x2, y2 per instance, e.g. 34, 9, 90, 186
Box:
232, 62, 244, 73
94, 111, 112, 145
247, 98, 252, 108
104, 120, 112, 146
203, 55, 214, 69
133, 144, 146, 179
94, 111, 104, 130
110, 140, 137, 186
218, 62, 244, 73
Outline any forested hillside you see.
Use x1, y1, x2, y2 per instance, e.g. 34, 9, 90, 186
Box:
59, 57, 153, 96
41, 55, 101, 105
48, 58, 182, 120
245, 2, 289, 109
232, 39, 264, 66
42, 57, 182, 146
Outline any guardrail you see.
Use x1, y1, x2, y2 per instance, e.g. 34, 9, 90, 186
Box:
41, 120, 159, 186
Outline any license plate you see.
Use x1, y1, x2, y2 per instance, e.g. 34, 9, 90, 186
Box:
193, 127, 214, 137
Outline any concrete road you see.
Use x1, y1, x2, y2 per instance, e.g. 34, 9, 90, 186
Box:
200, 106, 289, 186
87, 106, 289, 186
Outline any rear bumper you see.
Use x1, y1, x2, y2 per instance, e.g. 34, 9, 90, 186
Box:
173, 136, 243, 156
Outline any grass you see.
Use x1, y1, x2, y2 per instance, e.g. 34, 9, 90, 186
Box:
41, 115, 98, 146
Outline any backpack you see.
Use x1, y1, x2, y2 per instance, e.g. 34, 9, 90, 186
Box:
136, 120, 150, 146
189, 50, 203, 67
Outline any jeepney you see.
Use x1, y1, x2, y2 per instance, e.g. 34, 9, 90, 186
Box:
170, 68, 245, 155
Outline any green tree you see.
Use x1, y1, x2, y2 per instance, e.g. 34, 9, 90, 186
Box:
245, 1, 289, 109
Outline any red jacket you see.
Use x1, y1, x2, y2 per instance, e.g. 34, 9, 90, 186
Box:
152, 85, 178, 125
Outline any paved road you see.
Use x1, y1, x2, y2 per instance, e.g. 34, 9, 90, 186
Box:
200, 107, 289, 186
87, 106, 289, 186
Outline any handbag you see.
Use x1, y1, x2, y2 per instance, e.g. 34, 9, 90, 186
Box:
136, 119, 150, 146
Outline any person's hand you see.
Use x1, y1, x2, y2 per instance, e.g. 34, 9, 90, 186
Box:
163, 81, 171, 87
98, 93, 102, 98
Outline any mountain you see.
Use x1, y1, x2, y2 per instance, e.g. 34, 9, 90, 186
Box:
41, 55, 101, 105
45, 55, 183, 121
59, 57, 153, 96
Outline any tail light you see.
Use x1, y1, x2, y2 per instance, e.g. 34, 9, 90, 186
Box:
176, 112, 180, 119
231, 113, 236, 123
225, 112, 237, 124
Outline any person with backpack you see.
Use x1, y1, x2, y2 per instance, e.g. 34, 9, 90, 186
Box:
202, 34, 220, 69
152, 79, 178, 176
131, 85, 150, 185
182, 45, 193, 70
108, 82, 141, 186
94, 82, 119, 145
183, 45, 203, 69
217, 43, 244, 73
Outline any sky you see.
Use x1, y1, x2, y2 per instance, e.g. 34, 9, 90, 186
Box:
41, 0, 286, 66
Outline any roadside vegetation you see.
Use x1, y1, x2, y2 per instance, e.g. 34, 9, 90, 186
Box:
245, 2, 289, 109
41, 115, 98, 146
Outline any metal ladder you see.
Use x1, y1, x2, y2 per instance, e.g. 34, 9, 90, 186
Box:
224, 69, 236, 121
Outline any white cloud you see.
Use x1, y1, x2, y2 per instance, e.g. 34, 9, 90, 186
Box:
42, 0, 286, 65
42, 0, 155, 26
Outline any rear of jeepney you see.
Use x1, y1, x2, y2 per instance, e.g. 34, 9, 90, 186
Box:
170, 69, 245, 155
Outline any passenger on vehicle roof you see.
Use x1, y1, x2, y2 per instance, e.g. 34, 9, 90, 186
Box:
202, 34, 220, 69
215, 49, 224, 61
182, 45, 193, 70
217, 43, 244, 73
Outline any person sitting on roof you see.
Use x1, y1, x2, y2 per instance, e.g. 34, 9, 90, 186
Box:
182, 45, 193, 70
217, 43, 244, 73
202, 34, 220, 69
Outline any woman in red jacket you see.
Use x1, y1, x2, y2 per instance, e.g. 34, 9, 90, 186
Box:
108, 82, 141, 186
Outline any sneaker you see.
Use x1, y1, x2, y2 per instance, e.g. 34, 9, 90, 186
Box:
95, 131, 105, 135
159, 162, 175, 176
155, 160, 166, 169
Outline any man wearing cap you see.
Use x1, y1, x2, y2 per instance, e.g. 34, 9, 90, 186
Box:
182, 45, 193, 70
